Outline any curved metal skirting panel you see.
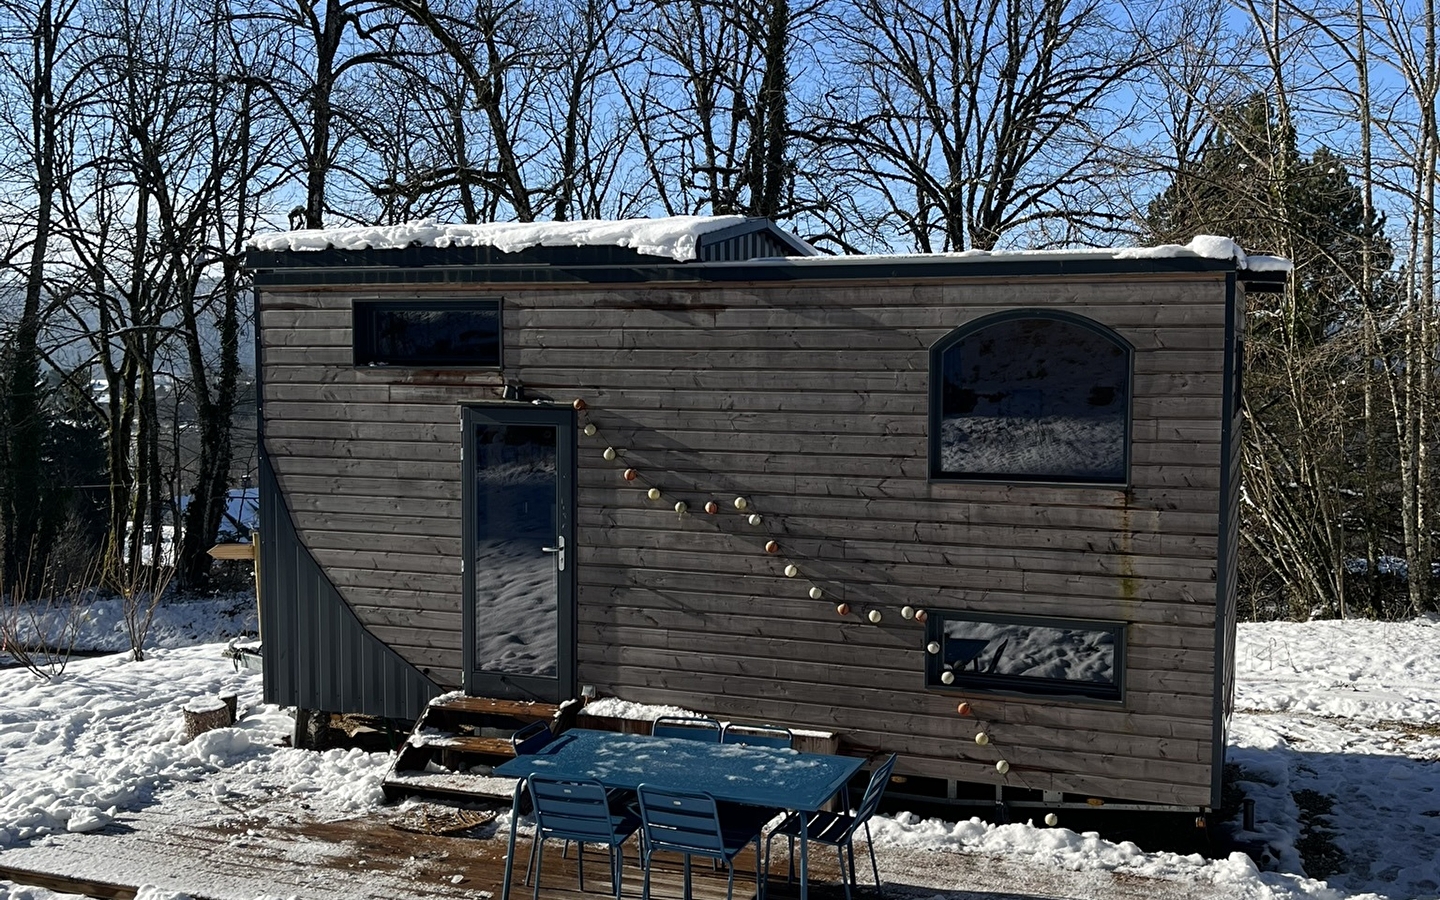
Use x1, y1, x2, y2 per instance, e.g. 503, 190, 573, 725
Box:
259, 454, 441, 721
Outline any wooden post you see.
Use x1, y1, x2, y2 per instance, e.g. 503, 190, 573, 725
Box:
209, 534, 262, 643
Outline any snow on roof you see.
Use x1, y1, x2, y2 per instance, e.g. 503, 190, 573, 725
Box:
249, 218, 1291, 274
778, 234, 1292, 272
246, 215, 757, 262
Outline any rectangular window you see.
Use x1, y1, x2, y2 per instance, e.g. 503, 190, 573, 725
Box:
925, 612, 1125, 701
353, 299, 501, 368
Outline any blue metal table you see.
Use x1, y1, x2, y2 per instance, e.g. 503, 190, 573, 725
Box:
493, 729, 865, 900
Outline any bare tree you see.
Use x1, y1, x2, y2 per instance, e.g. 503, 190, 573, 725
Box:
805, 0, 1150, 252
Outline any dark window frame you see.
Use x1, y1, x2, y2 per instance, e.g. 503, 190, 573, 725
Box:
352, 298, 503, 369
923, 610, 1127, 703
928, 309, 1133, 485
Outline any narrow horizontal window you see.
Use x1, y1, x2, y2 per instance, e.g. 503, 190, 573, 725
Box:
925, 612, 1125, 701
930, 311, 1131, 483
353, 299, 501, 368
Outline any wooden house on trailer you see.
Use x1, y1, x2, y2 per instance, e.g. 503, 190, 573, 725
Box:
245, 216, 1288, 813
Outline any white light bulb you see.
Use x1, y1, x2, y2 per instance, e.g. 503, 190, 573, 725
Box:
940, 671, 954, 684
926, 642, 940, 654
867, 609, 882, 623
809, 587, 823, 600
748, 513, 762, 526
995, 760, 1009, 774
975, 732, 989, 746
784, 565, 799, 578
583, 424, 597, 436
603, 447, 616, 461
901, 606, 915, 619
734, 497, 748, 510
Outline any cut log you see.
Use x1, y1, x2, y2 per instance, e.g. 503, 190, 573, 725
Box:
182, 698, 234, 741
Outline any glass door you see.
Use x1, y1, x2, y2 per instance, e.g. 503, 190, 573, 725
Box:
461, 406, 575, 702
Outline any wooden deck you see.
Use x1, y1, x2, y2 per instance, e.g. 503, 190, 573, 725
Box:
0, 787, 835, 900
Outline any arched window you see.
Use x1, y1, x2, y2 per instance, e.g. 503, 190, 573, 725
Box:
929, 311, 1131, 483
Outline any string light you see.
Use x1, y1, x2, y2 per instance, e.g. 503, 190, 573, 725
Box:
734, 497, 748, 510
784, 565, 799, 577
674, 501, 688, 514
704, 501, 719, 514
647, 488, 661, 501
603, 447, 617, 461
809, 587, 823, 599
583, 423, 597, 436
867, 609, 882, 623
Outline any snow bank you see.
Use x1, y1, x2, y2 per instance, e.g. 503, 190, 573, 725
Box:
247, 216, 754, 262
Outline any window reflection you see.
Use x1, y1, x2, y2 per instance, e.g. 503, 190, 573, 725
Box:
933, 314, 1129, 482
354, 300, 501, 367
929, 614, 1123, 700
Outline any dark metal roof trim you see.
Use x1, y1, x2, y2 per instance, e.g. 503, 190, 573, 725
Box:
249, 254, 1251, 288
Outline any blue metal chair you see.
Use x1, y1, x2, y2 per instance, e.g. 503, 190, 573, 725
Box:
637, 784, 765, 900
511, 721, 553, 755
651, 716, 722, 742
524, 776, 641, 900
764, 753, 898, 900
720, 723, 794, 749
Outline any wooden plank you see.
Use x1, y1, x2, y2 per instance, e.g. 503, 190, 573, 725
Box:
303, 529, 462, 556
577, 566, 1218, 628
575, 601, 1215, 652
265, 419, 463, 443
577, 488, 1222, 536
578, 486, 1221, 529
324, 564, 462, 593
503, 303, 1228, 330
289, 510, 460, 538
494, 324, 1227, 353
574, 579, 1216, 628
281, 491, 462, 518
261, 363, 504, 386
466, 346, 1224, 375
0, 864, 141, 899
269, 436, 463, 463
574, 545, 1215, 600
573, 526, 1216, 582
576, 509, 1220, 558
207, 542, 256, 561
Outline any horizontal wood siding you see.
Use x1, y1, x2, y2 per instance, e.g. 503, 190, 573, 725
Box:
260, 272, 1229, 807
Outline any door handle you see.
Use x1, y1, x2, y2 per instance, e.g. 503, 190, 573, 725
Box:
541, 535, 565, 571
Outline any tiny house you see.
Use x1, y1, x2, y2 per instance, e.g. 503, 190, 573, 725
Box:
245, 217, 1287, 811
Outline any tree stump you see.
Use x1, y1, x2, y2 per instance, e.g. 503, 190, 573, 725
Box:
183, 697, 235, 741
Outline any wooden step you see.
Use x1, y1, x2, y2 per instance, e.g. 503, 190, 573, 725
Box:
427, 696, 561, 720
410, 734, 516, 757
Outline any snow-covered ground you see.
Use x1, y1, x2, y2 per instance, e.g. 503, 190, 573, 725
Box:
1, 602, 1437, 900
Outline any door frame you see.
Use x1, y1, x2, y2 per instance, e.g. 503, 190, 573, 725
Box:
459, 404, 577, 702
